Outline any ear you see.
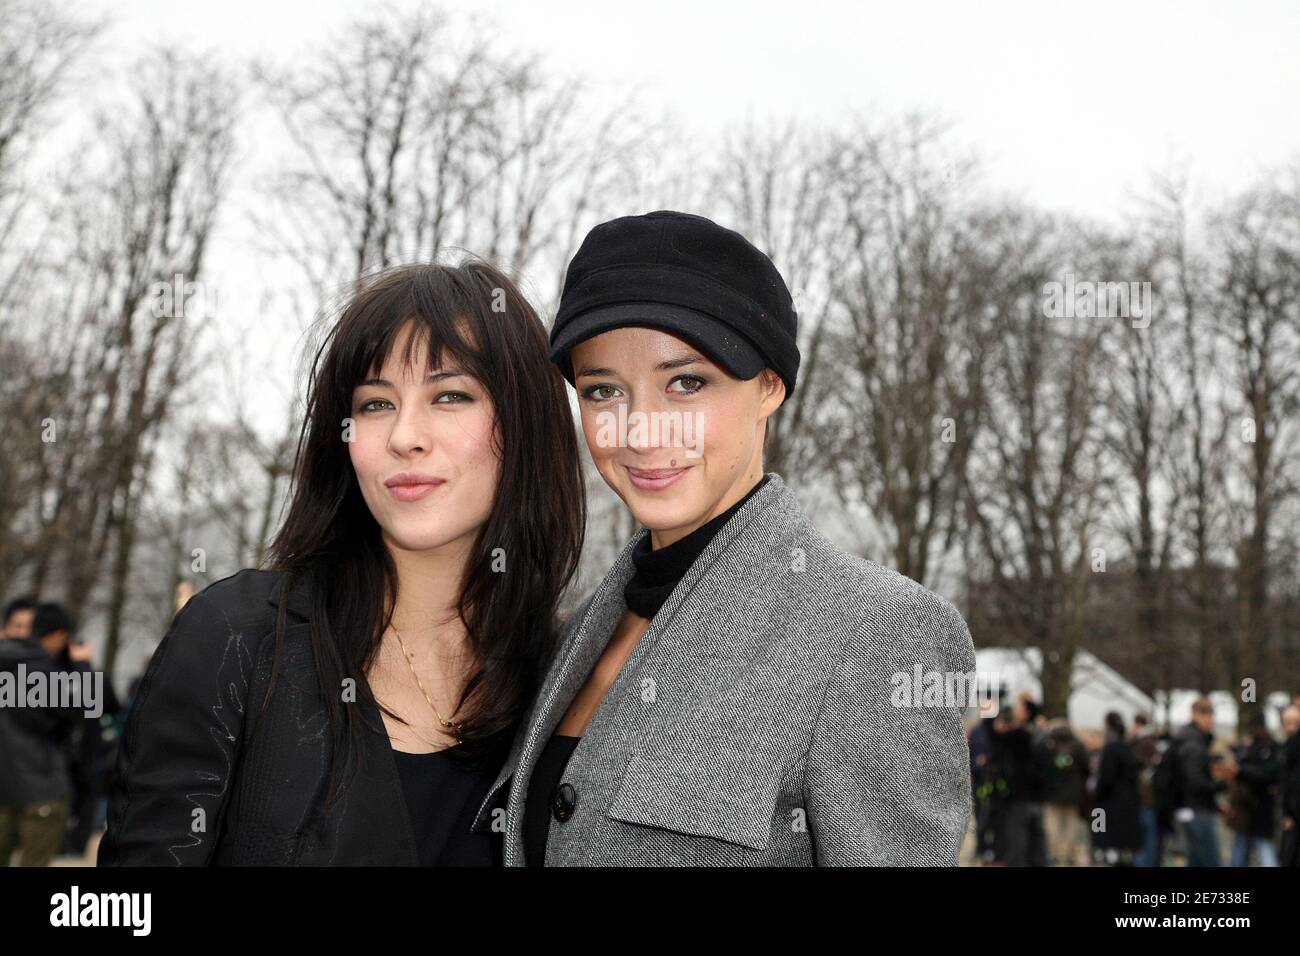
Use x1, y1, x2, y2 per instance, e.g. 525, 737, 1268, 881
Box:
756, 369, 786, 421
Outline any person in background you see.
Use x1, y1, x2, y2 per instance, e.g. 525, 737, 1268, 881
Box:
65, 672, 122, 857
0, 602, 93, 865
2, 596, 36, 640
1227, 716, 1280, 866
969, 702, 1005, 864
1092, 710, 1142, 866
1041, 717, 1088, 865
1174, 696, 1234, 866
1131, 713, 1164, 866
1278, 705, 1300, 867
996, 694, 1048, 866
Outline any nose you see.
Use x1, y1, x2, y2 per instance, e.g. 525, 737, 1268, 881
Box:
624, 389, 671, 454
386, 403, 433, 458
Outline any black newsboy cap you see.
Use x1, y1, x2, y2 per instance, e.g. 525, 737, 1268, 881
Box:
549, 210, 799, 400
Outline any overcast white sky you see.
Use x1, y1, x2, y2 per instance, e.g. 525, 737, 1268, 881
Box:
84, 0, 1300, 218
61, 0, 1300, 442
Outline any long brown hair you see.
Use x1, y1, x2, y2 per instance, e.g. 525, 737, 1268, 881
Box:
265, 259, 584, 800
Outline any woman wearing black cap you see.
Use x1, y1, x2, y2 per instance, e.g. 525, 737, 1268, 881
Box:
472, 210, 977, 865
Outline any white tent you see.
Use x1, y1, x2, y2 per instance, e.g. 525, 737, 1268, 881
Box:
974, 647, 1293, 739
974, 647, 1154, 731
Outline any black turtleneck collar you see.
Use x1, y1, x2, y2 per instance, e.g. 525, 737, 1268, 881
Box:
623, 475, 770, 619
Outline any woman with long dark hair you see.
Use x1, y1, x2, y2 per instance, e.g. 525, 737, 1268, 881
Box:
475, 211, 976, 865
99, 260, 584, 865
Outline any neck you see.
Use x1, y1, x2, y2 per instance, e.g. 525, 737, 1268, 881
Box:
384, 531, 476, 656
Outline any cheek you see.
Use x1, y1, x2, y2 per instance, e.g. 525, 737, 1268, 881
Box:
698, 399, 750, 465
347, 420, 389, 477
450, 406, 501, 475
579, 408, 616, 463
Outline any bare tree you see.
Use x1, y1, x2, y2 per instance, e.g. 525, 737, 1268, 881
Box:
813, 116, 994, 586
962, 210, 1113, 717
1141, 171, 1234, 696
0, 0, 100, 314
0, 0, 100, 583
9, 48, 238, 679
1212, 181, 1300, 729
254, 5, 646, 297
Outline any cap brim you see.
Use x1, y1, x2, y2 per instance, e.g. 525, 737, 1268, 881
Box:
549, 302, 766, 383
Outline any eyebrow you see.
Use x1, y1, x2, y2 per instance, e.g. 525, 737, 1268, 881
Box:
574, 354, 705, 378
360, 368, 469, 387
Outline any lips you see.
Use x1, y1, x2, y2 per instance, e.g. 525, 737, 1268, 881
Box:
625, 465, 691, 492
384, 472, 446, 502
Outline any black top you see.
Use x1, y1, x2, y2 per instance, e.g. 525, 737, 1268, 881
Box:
523, 734, 583, 867
623, 474, 771, 617
391, 746, 501, 866
523, 475, 770, 865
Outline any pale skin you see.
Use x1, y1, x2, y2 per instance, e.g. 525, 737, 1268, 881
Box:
556, 326, 784, 736
348, 322, 501, 753
1, 608, 33, 639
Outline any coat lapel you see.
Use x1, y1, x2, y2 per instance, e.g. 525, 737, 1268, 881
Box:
262, 572, 422, 865
470, 527, 643, 837
495, 473, 792, 864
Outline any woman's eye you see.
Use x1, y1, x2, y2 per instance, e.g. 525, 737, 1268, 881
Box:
668, 375, 707, 394
435, 391, 473, 404
582, 384, 621, 402
359, 397, 394, 413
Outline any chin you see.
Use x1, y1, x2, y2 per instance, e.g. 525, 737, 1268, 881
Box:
617, 489, 701, 536
383, 523, 471, 554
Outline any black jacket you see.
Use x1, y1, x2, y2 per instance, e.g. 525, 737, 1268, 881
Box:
1230, 734, 1281, 838
1093, 734, 1142, 850
996, 724, 1047, 803
98, 569, 501, 866
1041, 725, 1089, 808
1174, 722, 1224, 814
0, 637, 91, 806
1282, 732, 1300, 822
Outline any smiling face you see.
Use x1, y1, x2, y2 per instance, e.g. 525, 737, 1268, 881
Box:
571, 325, 784, 548
348, 322, 500, 558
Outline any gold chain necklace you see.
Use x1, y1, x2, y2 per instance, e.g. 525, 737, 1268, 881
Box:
390, 623, 464, 742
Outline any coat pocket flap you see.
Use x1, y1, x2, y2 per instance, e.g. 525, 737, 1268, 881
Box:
605, 737, 783, 852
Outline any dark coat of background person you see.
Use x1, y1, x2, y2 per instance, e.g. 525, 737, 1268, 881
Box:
1227, 731, 1281, 840
0, 637, 91, 809
97, 569, 505, 866
66, 678, 122, 854
1281, 731, 1300, 866
1174, 722, 1224, 813
996, 723, 1048, 805
991, 719, 1049, 865
1093, 734, 1142, 851
1041, 723, 1089, 811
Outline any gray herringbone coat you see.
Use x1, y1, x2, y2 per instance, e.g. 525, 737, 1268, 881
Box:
471, 474, 975, 865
